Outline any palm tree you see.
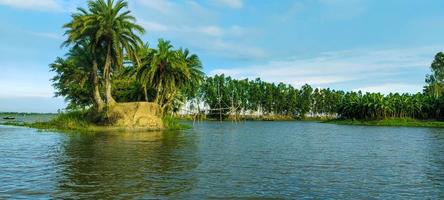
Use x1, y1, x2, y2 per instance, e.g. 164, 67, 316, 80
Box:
178, 48, 205, 98
63, 0, 144, 106
63, 39, 105, 110
136, 39, 204, 114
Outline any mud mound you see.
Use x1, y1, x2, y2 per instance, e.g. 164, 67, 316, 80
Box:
108, 102, 163, 129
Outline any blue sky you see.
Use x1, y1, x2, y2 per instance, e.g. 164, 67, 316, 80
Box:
1, 0, 444, 112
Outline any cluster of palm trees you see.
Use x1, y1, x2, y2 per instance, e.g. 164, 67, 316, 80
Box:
55, 0, 203, 116
133, 40, 204, 113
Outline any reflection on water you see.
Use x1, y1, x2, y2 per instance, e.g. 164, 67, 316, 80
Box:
53, 131, 200, 199
1, 122, 444, 199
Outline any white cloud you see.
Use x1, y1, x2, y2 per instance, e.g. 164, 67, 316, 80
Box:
355, 84, 424, 94
140, 21, 170, 32
217, 0, 243, 9
199, 26, 224, 37
0, 0, 62, 11
209, 46, 439, 93
27, 31, 63, 40
139, 21, 264, 59
204, 39, 265, 59
135, 0, 263, 60
136, 0, 176, 15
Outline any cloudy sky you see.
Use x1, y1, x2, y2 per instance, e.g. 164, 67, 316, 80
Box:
1, 0, 444, 112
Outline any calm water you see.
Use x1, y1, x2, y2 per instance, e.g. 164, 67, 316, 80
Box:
1, 121, 444, 199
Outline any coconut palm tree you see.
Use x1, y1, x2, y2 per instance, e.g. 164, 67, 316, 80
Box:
137, 40, 185, 107
178, 48, 204, 99
63, 0, 144, 106
135, 39, 204, 114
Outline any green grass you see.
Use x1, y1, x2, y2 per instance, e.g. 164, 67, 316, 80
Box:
162, 116, 192, 130
24, 110, 94, 132
0, 111, 90, 130
1, 110, 191, 132
324, 118, 444, 128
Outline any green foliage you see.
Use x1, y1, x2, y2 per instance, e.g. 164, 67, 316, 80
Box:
112, 70, 148, 102
23, 109, 134, 131
134, 39, 204, 114
198, 73, 444, 122
63, 0, 145, 105
326, 118, 444, 128
425, 52, 444, 98
336, 92, 441, 120
29, 110, 92, 131
52, 0, 204, 129
200, 75, 343, 120
50, 43, 95, 109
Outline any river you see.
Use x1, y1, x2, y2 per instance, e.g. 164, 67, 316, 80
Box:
1, 121, 444, 199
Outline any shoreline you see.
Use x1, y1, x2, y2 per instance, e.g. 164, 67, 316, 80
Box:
0, 121, 171, 133
4, 113, 444, 131
324, 118, 444, 128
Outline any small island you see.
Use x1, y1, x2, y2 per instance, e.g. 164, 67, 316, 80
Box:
23, 0, 205, 132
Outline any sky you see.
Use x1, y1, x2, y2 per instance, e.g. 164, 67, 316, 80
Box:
1, 0, 444, 113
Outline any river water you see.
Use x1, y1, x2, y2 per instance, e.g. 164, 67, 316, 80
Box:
1, 121, 444, 199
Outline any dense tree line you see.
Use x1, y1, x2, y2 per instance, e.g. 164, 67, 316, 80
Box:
195, 75, 342, 119
194, 75, 444, 120
336, 92, 442, 120
336, 52, 444, 120
193, 52, 444, 121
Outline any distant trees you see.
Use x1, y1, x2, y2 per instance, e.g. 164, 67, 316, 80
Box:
197, 75, 344, 119
191, 51, 444, 121
197, 72, 444, 121
425, 52, 444, 98
336, 92, 439, 120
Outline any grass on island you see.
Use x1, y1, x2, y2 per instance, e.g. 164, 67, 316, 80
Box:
2, 110, 190, 132
324, 118, 444, 128
162, 116, 192, 130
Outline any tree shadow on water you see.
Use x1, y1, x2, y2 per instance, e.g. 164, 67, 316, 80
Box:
51, 130, 200, 199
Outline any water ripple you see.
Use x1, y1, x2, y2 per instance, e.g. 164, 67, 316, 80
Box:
0, 122, 444, 199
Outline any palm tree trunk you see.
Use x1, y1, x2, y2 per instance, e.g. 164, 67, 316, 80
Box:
143, 85, 148, 101
104, 44, 116, 106
92, 58, 104, 111
161, 90, 176, 115
155, 82, 163, 105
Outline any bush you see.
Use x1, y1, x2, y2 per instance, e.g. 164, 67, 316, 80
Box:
29, 110, 92, 130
